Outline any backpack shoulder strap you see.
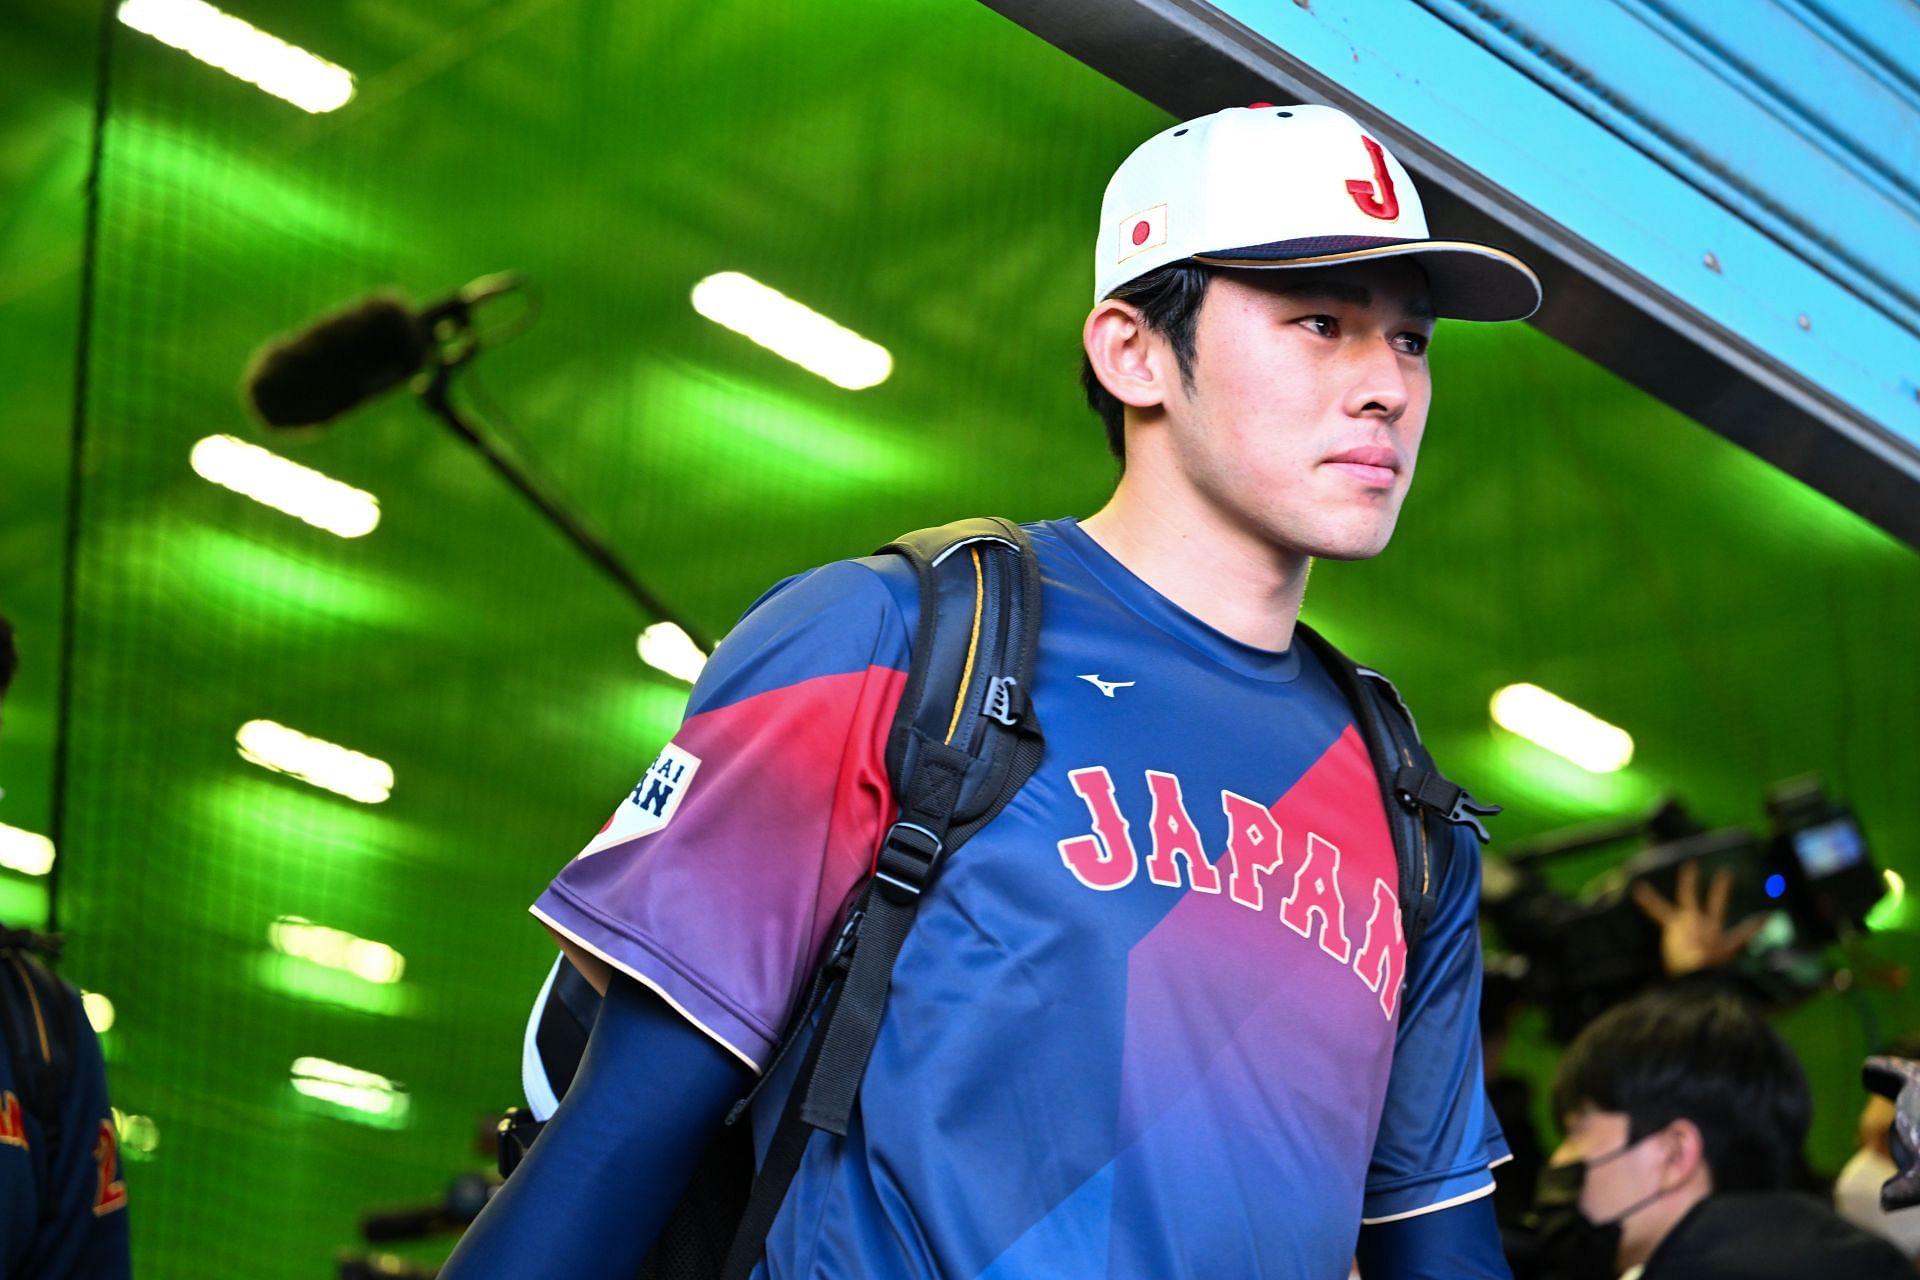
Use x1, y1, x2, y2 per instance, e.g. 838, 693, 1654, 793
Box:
877, 516, 1045, 856
722, 517, 1044, 1280
1293, 625, 1498, 950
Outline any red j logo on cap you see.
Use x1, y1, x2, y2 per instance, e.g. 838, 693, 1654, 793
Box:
1346, 137, 1399, 222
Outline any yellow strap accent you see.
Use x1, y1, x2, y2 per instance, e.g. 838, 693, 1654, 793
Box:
944, 548, 986, 745
9, 956, 51, 1063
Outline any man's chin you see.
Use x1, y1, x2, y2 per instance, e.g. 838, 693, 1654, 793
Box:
1281, 497, 1405, 562
1301, 528, 1397, 562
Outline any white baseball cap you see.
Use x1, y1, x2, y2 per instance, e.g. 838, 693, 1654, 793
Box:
1095, 103, 1541, 320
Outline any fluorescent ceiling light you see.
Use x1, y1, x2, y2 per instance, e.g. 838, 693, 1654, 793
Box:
236, 719, 393, 803
290, 1056, 410, 1125
118, 0, 355, 113
0, 823, 56, 877
691, 272, 892, 390
82, 991, 117, 1034
269, 915, 406, 984
638, 622, 708, 684
111, 1113, 160, 1159
191, 435, 379, 538
1490, 683, 1634, 774
113, 1108, 161, 1157
257, 953, 410, 1016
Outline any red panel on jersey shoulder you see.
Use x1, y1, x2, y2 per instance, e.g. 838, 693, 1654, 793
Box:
537, 659, 907, 1071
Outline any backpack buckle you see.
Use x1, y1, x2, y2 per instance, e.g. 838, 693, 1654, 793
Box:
497, 1107, 546, 1179
875, 822, 944, 902
823, 907, 866, 975
1393, 766, 1501, 843
982, 676, 1025, 727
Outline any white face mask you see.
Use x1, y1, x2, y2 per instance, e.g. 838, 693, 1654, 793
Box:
1834, 1147, 1920, 1258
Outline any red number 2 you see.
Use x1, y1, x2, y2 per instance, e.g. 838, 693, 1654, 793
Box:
93, 1120, 128, 1216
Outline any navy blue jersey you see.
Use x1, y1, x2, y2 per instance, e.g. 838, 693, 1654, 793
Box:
1, 967, 130, 1278
535, 519, 1504, 1277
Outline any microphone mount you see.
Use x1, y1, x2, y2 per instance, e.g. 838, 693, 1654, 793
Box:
257, 273, 712, 653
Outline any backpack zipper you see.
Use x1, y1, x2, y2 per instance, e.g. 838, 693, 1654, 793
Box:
942, 547, 986, 746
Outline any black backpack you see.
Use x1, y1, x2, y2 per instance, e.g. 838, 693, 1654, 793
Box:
510, 516, 1499, 1279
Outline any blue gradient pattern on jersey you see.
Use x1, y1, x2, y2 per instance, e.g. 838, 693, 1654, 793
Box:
691, 559, 916, 719
541, 519, 1504, 1278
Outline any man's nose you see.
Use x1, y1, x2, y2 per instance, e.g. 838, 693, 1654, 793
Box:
1344, 342, 1410, 421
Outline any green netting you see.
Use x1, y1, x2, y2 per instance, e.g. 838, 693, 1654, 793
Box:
0, 0, 1915, 1274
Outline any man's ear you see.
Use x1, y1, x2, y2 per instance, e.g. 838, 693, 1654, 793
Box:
1660, 1118, 1711, 1192
1083, 301, 1174, 413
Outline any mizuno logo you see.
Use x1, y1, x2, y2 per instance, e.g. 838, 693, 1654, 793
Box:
1078, 674, 1135, 698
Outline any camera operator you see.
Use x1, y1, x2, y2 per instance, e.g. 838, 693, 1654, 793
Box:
1528, 987, 1908, 1280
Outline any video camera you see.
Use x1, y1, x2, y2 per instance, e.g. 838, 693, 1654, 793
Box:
1480, 776, 1885, 1041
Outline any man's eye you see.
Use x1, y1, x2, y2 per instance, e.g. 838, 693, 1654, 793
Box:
1300, 316, 1336, 336
1394, 332, 1430, 356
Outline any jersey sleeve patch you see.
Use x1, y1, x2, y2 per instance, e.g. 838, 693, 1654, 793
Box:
576, 743, 702, 860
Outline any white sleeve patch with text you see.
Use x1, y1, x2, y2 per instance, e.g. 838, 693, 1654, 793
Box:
576, 743, 702, 859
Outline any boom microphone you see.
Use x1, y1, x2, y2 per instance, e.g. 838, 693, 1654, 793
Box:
237, 271, 712, 649
244, 274, 519, 428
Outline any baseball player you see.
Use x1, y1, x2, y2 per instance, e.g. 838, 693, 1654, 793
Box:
0, 614, 132, 1279
448, 103, 1541, 1278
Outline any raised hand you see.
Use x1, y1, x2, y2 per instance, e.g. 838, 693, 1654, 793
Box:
1631, 861, 1769, 977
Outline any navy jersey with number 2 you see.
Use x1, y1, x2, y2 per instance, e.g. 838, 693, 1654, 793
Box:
1, 967, 130, 1279
535, 518, 1505, 1278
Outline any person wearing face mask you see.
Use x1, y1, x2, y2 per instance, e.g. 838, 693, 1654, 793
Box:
1523, 987, 1909, 1280
1834, 1034, 1920, 1268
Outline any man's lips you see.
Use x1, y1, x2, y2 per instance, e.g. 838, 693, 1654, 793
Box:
1323, 445, 1400, 488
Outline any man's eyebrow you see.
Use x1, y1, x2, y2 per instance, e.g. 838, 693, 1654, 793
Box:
1273, 277, 1435, 320
1274, 279, 1372, 307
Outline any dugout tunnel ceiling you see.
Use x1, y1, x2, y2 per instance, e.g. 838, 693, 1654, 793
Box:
0, 0, 1916, 1273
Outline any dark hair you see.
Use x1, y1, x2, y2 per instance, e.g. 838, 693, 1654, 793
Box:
1080, 263, 1215, 463
0, 613, 15, 700
1552, 988, 1810, 1193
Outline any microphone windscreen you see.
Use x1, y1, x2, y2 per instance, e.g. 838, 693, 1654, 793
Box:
245, 294, 426, 428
